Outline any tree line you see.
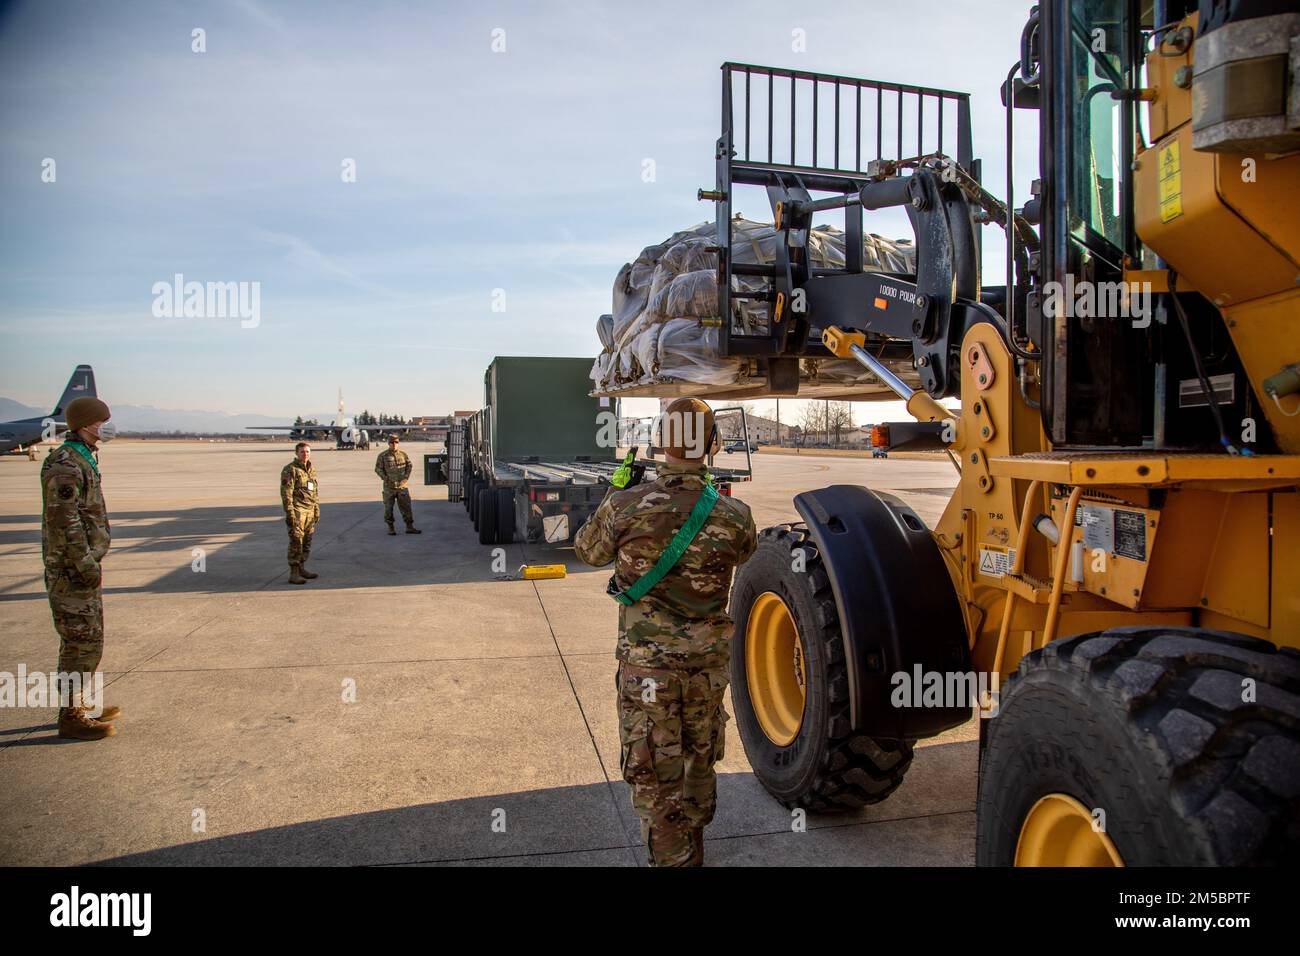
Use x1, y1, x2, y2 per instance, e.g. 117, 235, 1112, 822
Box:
291, 412, 409, 426
714, 401, 859, 447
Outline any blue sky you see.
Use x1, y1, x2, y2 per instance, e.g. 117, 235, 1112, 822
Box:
0, 0, 1039, 420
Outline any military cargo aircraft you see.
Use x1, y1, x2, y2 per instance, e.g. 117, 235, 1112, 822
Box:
245, 389, 422, 450
0, 365, 97, 455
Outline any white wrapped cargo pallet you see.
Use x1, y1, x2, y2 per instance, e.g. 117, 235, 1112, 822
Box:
590, 217, 920, 399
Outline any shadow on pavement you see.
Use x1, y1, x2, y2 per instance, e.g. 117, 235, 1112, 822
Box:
96, 781, 641, 867
0, 501, 607, 600
86, 763, 974, 867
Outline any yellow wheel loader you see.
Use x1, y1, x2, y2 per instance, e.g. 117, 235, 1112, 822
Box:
692, 1, 1299, 865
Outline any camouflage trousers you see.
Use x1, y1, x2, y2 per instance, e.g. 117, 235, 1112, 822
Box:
285, 506, 318, 566
382, 486, 413, 527
45, 566, 104, 717
617, 661, 729, 867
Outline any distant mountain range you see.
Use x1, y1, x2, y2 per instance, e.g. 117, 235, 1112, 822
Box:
0, 397, 340, 434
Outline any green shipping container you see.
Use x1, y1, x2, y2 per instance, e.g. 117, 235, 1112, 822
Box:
485, 357, 613, 462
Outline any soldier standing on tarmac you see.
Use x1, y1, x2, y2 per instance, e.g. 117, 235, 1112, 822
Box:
375, 434, 420, 535
40, 396, 120, 740
575, 397, 757, 866
281, 442, 320, 585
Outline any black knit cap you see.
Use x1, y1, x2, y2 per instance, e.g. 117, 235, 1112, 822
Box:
66, 397, 111, 431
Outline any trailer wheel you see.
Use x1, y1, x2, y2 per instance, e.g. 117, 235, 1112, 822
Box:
729, 524, 913, 810
472, 480, 487, 528
494, 489, 515, 545
977, 627, 1300, 866
477, 487, 498, 545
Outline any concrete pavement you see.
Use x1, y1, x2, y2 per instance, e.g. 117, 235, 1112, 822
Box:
0, 440, 973, 866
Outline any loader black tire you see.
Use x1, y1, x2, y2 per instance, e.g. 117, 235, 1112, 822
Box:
494, 489, 515, 545
729, 523, 913, 811
977, 626, 1300, 866
477, 487, 498, 545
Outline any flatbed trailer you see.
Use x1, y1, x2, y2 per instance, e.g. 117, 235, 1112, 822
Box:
455, 438, 751, 546
430, 356, 751, 546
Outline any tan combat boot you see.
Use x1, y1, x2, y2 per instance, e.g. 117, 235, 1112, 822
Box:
75, 687, 121, 722
58, 706, 116, 741
82, 697, 122, 722
405, 525, 422, 534
288, 564, 308, 585
386, 523, 396, 536
299, 564, 318, 579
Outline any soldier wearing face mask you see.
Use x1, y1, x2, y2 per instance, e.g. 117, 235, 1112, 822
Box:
40, 396, 119, 740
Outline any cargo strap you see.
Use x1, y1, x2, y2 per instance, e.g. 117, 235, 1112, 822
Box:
610, 483, 719, 606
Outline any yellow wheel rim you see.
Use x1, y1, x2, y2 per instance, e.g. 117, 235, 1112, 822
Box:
1015, 793, 1124, 867
745, 591, 807, 746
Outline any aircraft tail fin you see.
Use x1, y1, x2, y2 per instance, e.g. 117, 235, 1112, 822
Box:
51, 365, 96, 420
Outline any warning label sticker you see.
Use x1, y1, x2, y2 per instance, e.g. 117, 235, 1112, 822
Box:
1114, 509, 1148, 561
978, 546, 1017, 578
1081, 504, 1114, 553
1158, 141, 1182, 223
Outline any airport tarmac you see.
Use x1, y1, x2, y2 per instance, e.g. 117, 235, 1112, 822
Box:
0, 440, 972, 866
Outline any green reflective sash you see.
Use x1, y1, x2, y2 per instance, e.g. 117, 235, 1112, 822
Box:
63, 439, 99, 476
612, 483, 719, 606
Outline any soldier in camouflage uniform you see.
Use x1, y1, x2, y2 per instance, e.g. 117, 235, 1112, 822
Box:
41, 396, 120, 740
281, 442, 320, 585
375, 434, 420, 535
575, 398, 757, 866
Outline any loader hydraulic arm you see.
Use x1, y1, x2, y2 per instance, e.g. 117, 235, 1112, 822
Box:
770, 161, 1004, 399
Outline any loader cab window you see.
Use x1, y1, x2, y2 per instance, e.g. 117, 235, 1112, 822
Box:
1068, 0, 1130, 259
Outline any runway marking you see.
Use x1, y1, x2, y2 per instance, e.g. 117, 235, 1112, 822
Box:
525, 564, 639, 856
372, 807, 976, 866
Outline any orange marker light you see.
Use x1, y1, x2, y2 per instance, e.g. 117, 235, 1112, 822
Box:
873, 297, 889, 310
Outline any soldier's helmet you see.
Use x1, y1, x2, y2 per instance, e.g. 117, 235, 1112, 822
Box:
658, 398, 718, 461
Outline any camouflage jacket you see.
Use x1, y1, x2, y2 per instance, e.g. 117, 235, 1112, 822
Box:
575, 460, 757, 669
281, 459, 319, 513
374, 449, 412, 489
41, 437, 111, 575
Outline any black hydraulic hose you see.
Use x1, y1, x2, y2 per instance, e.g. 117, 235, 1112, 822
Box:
1167, 272, 1247, 456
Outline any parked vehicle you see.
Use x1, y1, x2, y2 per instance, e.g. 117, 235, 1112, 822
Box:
431, 356, 752, 545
